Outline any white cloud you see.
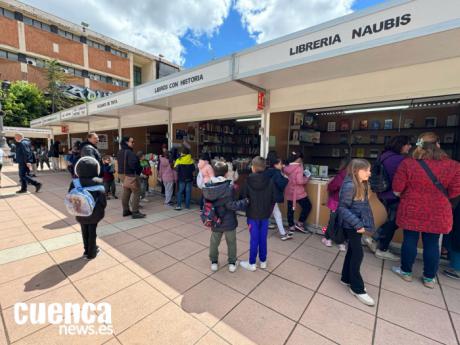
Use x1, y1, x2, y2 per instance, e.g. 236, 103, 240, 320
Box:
234, 0, 355, 43
20, 0, 232, 65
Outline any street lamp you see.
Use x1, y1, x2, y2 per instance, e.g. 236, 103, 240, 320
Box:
0, 80, 11, 163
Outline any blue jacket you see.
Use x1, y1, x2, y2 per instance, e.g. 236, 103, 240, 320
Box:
263, 168, 289, 203
337, 176, 375, 232
15, 138, 34, 165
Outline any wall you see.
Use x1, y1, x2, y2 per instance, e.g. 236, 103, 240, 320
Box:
0, 16, 19, 48
122, 125, 168, 155
88, 47, 130, 79
269, 112, 290, 160
27, 65, 84, 89
0, 60, 23, 81
89, 79, 126, 93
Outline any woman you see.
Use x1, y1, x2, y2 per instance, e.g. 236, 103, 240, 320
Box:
159, 151, 177, 206
366, 136, 411, 261
392, 132, 460, 288
338, 159, 375, 306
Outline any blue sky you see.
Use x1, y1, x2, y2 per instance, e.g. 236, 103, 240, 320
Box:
181, 0, 388, 68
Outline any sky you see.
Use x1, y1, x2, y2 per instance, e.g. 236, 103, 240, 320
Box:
20, 0, 388, 68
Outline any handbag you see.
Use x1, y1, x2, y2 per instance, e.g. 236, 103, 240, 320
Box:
121, 150, 140, 191
417, 160, 451, 205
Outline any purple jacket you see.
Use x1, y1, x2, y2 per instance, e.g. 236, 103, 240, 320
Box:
377, 150, 406, 202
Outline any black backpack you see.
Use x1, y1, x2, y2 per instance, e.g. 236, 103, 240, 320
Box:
369, 154, 393, 193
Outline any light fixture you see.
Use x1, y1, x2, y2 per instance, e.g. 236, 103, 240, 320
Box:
236, 117, 261, 122
344, 105, 410, 114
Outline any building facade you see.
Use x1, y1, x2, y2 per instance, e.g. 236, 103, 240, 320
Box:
0, 0, 179, 98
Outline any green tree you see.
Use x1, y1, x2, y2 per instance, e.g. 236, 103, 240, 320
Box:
2, 81, 49, 127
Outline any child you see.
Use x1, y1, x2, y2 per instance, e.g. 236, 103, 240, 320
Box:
202, 161, 248, 273
159, 151, 177, 205
70, 156, 107, 260
337, 159, 375, 306
174, 147, 195, 211
283, 151, 311, 234
102, 155, 117, 199
138, 151, 152, 202
263, 156, 290, 241
240, 156, 276, 271
323, 158, 349, 251
197, 153, 214, 210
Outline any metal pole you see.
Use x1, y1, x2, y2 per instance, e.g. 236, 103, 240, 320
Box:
0, 97, 11, 164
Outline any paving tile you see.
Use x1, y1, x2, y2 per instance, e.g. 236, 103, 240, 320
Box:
97, 224, 122, 237
31, 226, 78, 241
58, 251, 119, 282
151, 218, 186, 230
143, 212, 170, 223
374, 319, 443, 345
170, 223, 204, 238
273, 258, 327, 291
173, 213, 201, 223
148, 262, 207, 299
100, 232, 138, 247
212, 264, 269, 295
443, 285, 460, 314
438, 272, 460, 291
0, 233, 37, 251
0, 226, 30, 240
331, 254, 382, 287
249, 275, 313, 320
291, 244, 338, 269
99, 280, 168, 334
258, 250, 287, 272
303, 234, 341, 254
300, 294, 374, 345
113, 219, 148, 231
195, 331, 230, 345
0, 253, 54, 285
378, 289, 456, 344
73, 265, 140, 302
187, 230, 213, 247
381, 267, 445, 308
124, 223, 166, 238
160, 238, 206, 261
3, 284, 85, 342
141, 231, 183, 248
318, 272, 378, 315
111, 240, 155, 261
0, 242, 45, 265
450, 312, 460, 344
117, 302, 208, 345
182, 249, 227, 276
214, 298, 295, 345
175, 278, 245, 327
266, 234, 305, 256
286, 324, 336, 345
0, 309, 6, 345
41, 232, 82, 252
127, 250, 178, 277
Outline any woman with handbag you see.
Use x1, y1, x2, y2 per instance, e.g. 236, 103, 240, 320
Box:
392, 132, 460, 288
117, 137, 145, 219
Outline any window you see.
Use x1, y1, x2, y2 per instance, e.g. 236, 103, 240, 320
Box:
157, 61, 179, 79
107, 60, 112, 69
1, 8, 14, 20
74, 69, 82, 77
41, 23, 50, 32
32, 19, 41, 29
52, 43, 59, 53
0, 50, 6, 59
23, 16, 33, 25
133, 65, 142, 86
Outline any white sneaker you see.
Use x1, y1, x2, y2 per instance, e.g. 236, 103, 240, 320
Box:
375, 249, 399, 261
349, 288, 375, 306
240, 261, 256, 272
141, 198, 149, 202
322, 238, 332, 247
228, 262, 238, 273
260, 261, 267, 269
338, 244, 346, 252
363, 236, 377, 253
211, 263, 218, 272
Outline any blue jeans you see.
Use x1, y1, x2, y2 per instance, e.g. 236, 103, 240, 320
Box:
247, 218, 269, 264
177, 181, 192, 209
446, 235, 460, 271
401, 230, 440, 279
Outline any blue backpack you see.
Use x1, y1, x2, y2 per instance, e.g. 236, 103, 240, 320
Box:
65, 179, 105, 217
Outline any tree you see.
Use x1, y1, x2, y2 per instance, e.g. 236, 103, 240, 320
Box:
45, 59, 69, 113
2, 81, 49, 127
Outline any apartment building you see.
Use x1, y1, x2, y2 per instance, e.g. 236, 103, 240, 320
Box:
0, 0, 179, 99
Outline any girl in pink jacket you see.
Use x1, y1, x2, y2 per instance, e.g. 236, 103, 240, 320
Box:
197, 153, 215, 186
159, 152, 177, 205
283, 151, 312, 234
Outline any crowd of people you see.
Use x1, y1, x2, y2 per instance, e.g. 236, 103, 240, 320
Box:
5, 129, 460, 308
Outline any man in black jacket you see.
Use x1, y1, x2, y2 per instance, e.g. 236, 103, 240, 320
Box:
80, 133, 102, 169
14, 133, 42, 194
117, 136, 145, 219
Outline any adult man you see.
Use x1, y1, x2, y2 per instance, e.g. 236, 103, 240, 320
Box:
80, 133, 102, 167
117, 136, 145, 219
50, 140, 60, 171
38, 145, 50, 170
14, 133, 42, 194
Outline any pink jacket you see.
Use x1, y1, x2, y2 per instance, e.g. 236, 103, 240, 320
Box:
198, 160, 214, 184
284, 163, 308, 206
326, 168, 347, 211
159, 156, 177, 183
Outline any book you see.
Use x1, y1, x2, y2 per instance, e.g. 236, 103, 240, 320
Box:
293, 112, 303, 125
359, 120, 368, 130
444, 133, 455, 144
300, 131, 320, 143
369, 149, 379, 158
370, 120, 381, 130
327, 122, 336, 132
425, 116, 437, 128
332, 148, 341, 157
370, 135, 378, 144
339, 119, 350, 131
339, 134, 348, 144
447, 115, 459, 127
303, 114, 315, 128
353, 135, 363, 144
292, 130, 299, 141
319, 166, 329, 178
403, 118, 415, 128
356, 148, 365, 158
384, 119, 393, 129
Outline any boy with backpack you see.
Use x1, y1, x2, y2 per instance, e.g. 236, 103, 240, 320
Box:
66, 156, 107, 260
240, 156, 276, 271
102, 155, 117, 199
202, 161, 248, 273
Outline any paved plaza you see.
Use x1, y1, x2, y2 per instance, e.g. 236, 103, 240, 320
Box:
0, 166, 459, 345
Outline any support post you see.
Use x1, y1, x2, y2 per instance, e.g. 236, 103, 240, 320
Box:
260, 91, 270, 158
118, 118, 122, 150
168, 109, 173, 150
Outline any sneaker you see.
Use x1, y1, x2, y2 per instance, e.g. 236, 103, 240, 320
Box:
240, 261, 256, 272
211, 263, 218, 272
16, 189, 27, 194
294, 223, 308, 234
363, 236, 377, 253
175, 206, 182, 211
340, 279, 350, 286
322, 238, 332, 247
422, 276, 436, 289
141, 198, 149, 202
349, 288, 375, 306
280, 234, 292, 241
260, 261, 267, 269
228, 262, 238, 273
132, 212, 146, 219
288, 227, 295, 235
338, 244, 346, 252
268, 224, 276, 230
123, 210, 132, 217
444, 268, 460, 280
85, 247, 101, 260
391, 266, 413, 282
35, 183, 42, 193
375, 249, 399, 261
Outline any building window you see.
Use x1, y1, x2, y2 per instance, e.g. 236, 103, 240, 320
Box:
0, 50, 19, 61
157, 61, 179, 79
133, 65, 142, 86
0, 7, 15, 20
52, 43, 59, 53
107, 60, 111, 69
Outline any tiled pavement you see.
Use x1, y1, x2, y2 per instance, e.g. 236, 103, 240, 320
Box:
0, 167, 460, 345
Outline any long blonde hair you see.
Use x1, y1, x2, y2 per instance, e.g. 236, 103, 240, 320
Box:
348, 159, 371, 201
412, 132, 448, 160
